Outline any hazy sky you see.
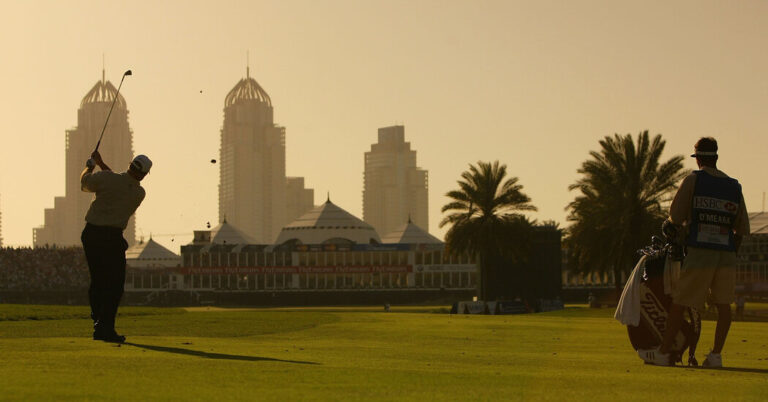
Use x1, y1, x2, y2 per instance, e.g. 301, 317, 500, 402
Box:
1, 0, 766, 250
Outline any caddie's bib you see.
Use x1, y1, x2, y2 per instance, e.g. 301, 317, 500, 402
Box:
686, 171, 741, 251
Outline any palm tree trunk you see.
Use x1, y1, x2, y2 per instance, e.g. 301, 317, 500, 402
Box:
478, 253, 487, 301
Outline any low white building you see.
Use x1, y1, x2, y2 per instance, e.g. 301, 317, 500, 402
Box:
128, 201, 477, 293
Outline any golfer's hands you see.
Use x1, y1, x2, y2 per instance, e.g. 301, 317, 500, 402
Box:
90, 151, 111, 171
91, 151, 103, 165
85, 158, 95, 169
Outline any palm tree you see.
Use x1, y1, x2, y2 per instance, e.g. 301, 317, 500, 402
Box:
440, 161, 537, 301
566, 131, 687, 297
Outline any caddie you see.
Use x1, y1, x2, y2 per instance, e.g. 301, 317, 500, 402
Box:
639, 137, 749, 367
81, 150, 151, 343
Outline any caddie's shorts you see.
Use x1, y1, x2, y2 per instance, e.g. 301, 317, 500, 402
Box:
672, 246, 737, 310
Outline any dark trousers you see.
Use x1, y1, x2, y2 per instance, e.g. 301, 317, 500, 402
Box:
81, 223, 128, 334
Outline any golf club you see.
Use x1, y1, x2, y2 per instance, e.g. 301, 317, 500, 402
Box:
93, 69, 132, 153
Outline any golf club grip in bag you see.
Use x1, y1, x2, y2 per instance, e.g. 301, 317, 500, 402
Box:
626, 246, 701, 366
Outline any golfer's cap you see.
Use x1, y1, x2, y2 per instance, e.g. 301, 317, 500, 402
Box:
691, 137, 718, 158
131, 154, 152, 174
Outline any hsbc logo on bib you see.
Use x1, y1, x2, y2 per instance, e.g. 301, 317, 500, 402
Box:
694, 196, 738, 215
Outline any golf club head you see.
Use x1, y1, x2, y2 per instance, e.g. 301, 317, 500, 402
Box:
124, 70, 132, 76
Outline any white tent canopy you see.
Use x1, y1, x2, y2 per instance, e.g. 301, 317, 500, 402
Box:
210, 219, 254, 245
381, 219, 442, 245
126, 237, 181, 268
275, 200, 381, 245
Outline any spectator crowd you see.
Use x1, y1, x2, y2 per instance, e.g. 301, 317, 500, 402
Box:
0, 247, 89, 291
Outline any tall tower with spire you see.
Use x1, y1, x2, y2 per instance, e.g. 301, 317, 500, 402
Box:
219, 65, 313, 243
33, 69, 136, 247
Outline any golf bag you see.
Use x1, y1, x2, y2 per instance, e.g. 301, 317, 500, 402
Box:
618, 235, 702, 366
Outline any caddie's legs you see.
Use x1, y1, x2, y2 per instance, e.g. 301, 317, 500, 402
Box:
713, 303, 731, 354
660, 303, 684, 354
663, 247, 717, 355
709, 256, 736, 355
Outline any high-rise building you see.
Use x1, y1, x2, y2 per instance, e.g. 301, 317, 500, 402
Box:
219, 68, 313, 243
286, 177, 314, 225
34, 70, 136, 247
363, 125, 429, 238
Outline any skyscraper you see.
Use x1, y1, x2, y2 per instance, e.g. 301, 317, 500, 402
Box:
286, 177, 314, 226
363, 125, 429, 238
219, 68, 313, 243
34, 70, 136, 247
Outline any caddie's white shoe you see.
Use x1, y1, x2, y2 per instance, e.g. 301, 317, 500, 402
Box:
637, 348, 672, 366
702, 352, 722, 368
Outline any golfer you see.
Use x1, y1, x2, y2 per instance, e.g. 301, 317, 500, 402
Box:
641, 137, 749, 367
81, 150, 151, 343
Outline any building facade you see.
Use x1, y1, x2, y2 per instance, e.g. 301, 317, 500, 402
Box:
737, 212, 768, 290
125, 201, 475, 303
34, 71, 136, 247
363, 125, 429, 238
218, 68, 313, 243
168, 244, 476, 292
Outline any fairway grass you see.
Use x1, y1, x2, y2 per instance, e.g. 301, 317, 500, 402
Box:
1, 306, 766, 401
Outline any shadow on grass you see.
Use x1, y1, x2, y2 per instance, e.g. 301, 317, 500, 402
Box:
124, 342, 319, 365
670, 365, 768, 374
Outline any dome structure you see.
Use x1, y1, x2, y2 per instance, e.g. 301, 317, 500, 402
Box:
275, 200, 381, 245
224, 67, 272, 107
126, 237, 181, 268
210, 219, 254, 245
80, 71, 126, 108
380, 219, 442, 245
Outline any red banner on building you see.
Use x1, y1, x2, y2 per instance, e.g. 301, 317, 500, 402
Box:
177, 265, 412, 275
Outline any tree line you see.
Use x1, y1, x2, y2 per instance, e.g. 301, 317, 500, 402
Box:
441, 130, 687, 301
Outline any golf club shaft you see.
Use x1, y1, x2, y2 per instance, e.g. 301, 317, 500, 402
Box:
94, 73, 128, 153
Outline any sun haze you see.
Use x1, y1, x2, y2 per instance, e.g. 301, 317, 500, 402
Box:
0, 0, 766, 249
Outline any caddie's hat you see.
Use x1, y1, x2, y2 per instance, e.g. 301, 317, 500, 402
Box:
691, 137, 718, 158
